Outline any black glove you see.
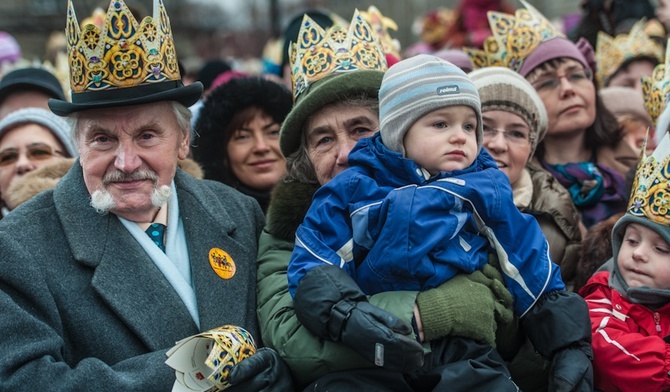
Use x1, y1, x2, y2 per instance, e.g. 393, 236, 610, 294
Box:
227, 347, 295, 392
294, 264, 424, 373
548, 344, 593, 392
522, 291, 594, 392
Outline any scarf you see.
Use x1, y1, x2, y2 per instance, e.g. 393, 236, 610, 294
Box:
541, 159, 627, 228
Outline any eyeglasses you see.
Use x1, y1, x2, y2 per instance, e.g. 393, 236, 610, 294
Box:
530, 68, 593, 92
482, 125, 530, 146
0, 144, 65, 167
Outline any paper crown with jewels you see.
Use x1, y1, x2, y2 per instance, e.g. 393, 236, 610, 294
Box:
596, 19, 663, 88
627, 131, 670, 225
288, 9, 387, 102
641, 40, 670, 126
360, 6, 401, 62
465, 0, 562, 72
48, 0, 203, 116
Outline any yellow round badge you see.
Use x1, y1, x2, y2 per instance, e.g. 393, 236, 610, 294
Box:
209, 248, 236, 279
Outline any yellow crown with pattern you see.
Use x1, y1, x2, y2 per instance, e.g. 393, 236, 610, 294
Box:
641, 40, 670, 126
596, 19, 663, 88
360, 6, 401, 61
628, 131, 670, 225
465, 0, 562, 72
289, 9, 387, 101
65, 0, 181, 95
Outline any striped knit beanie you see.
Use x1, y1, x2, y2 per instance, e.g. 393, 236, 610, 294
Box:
379, 54, 482, 154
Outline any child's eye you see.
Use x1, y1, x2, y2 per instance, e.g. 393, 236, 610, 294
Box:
463, 123, 475, 132
433, 121, 447, 129
625, 238, 639, 246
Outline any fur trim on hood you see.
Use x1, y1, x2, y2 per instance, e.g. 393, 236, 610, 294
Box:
265, 179, 320, 243
5, 157, 204, 210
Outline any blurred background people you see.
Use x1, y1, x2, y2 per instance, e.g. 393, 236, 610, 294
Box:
600, 86, 656, 156
595, 19, 663, 90
0, 32, 21, 77
0, 107, 76, 217
0, 67, 66, 119
192, 76, 291, 213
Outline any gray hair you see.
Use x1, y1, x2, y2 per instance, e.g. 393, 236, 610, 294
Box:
284, 94, 379, 185
68, 100, 192, 142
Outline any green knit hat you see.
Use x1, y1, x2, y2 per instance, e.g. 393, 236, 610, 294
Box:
279, 70, 384, 157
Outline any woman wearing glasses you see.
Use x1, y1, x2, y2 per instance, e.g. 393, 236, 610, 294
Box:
518, 37, 637, 229
471, 67, 584, 290
0, 107, 77, 217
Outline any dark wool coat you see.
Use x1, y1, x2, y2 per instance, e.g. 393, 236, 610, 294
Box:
0, 160, 264, 390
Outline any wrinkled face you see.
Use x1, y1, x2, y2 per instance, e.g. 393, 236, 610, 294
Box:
526, 58, 596, 138
227, 112, 286, 192
608, 59, 656, 91
617, 223, 670, 290
77, 102, 189, 222
404, 106, 478, 175
0, 124, 66, 206
481, 110, 532, 186
305, 104, 378, 185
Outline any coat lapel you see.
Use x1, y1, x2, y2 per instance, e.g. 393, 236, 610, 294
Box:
175, 172, 256, 333
54, 161, 198, 351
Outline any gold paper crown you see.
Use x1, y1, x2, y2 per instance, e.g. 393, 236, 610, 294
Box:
641, 39, 670, 126
465, 0, 562, 71
360, 6, 401, 61
627, 131, 670, 225
596, 19, 663, 88
65, 0, 181, 95
289, 9, 387, 101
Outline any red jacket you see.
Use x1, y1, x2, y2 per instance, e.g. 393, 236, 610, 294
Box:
580, 270, 670, 391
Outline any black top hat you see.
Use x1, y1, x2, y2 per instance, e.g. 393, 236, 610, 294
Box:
0, 67, 66, 104
48, 0, 203, 116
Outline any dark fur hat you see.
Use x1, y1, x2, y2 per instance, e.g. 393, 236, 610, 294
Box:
192, 77, 292, 185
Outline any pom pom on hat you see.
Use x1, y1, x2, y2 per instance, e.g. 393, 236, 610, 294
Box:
379, 54, 482, 155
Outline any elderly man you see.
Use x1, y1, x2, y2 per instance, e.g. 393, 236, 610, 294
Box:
0, 0, 292, 390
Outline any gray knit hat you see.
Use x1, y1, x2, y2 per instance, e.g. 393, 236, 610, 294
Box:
0, 107, 77, 157
468, 66, 548, 159
379, 54, 482, 154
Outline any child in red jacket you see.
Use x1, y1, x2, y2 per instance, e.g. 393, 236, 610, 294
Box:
580, 131, 670, 392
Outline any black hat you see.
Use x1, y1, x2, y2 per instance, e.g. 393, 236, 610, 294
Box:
0, 67, 66, 104
48, 0, 203, 117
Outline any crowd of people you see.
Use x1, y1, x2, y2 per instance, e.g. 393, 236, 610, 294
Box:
1, 0, 670, 391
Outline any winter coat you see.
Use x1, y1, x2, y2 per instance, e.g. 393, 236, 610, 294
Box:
288, 133, 565, 316
0, 160, 263, 390
579, 261, 670, 392
519, 163, 583, 288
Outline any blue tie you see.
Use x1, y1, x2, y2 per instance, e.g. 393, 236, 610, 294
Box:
146, 223, 166, 252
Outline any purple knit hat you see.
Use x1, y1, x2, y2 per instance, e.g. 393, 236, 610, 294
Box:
518, 37, 596, 77
0, 32, 20, 64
